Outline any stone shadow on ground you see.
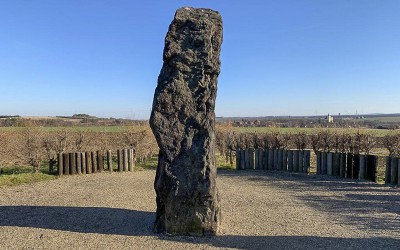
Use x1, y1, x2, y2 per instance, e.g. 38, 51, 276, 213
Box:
218, 170, 400, 232
0, 206, 155, 236
1, 205, 399, 249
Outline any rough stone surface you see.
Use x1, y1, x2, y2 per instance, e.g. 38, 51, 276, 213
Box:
149, 7, 223, 236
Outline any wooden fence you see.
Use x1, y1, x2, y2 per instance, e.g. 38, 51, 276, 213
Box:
386, 157, 400, 185
57, 149, 135, 176
236, 148, 311, 173
316, 152, 378, 182
316, 152, 400, 186
236, 149, 400, 186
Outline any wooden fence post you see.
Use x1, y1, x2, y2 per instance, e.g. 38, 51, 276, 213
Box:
332, 153, 340, 177
277, 149, 282, 171
236, 149, 240, 170
390, 158, 398, 185
97, 151, 104, 172
243, 149, 248, 170
298, 150, 304, 172
260, 149, 265, 170
327, 152, 333, 176
69, 153, 76, 175
58, 153, 63, 176
76, 152, 82, 175
293, 150, 299, 172
255, 149, 259, 170
63, 153, 69, 175
316, 152, 321, 174
248, 149, 254, 170
107, 150, 113, 172
320, 152, 326, 175
267, 149, 273, 170
240, 149, 245, 170
359, 155, 365, 180
283, 150, 288, 171
346, 153, 353, 179
304, 150, 311, 173
353, 154, 360, 179
91, 152, 97, 173
86, 152, 92, 174
128, 149, 134, 171
81, 152, 86, 174
250, 148, 255, 170
117, 150, 123, 172
273, 149, 278, 170
262, 149, 267, 170
397, 157, 400, 186
123, 149, 129, 171
288, 150, 293, 172
339, 153, 346, 178
398, 157, 400, 186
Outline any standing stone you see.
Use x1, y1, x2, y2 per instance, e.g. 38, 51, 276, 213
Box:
149, 7, 222, 236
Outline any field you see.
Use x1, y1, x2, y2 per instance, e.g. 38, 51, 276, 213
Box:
364, 116, 400, 123
0, 126, 131, 133
236, 127, 394, 137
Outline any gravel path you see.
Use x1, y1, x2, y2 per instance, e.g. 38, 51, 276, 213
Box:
1, 170, 399, 250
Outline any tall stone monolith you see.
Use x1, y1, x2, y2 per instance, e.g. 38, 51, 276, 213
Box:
149, 7, 222, 236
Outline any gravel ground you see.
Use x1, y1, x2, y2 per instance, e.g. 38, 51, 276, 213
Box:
0, 169, 399, 250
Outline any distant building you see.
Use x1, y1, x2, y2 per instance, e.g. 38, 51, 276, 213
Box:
326, 114, 334, 123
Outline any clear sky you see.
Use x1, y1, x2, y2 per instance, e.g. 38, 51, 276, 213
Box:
1, 0, 399, 119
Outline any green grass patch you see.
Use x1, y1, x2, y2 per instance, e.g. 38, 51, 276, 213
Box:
136, 156, 158, 170
216, 154, 236, 170
0, 165, 37, 175
0, 173, 56, 187
133, 154, 235, 171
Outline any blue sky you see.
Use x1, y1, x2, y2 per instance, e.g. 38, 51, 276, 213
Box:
1, 0, 399, 119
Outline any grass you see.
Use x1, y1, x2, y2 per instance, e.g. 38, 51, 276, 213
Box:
0, 173, 56, 187
136, 156, 158, 170
216, 154, 236, 170
0, 164, 57, 187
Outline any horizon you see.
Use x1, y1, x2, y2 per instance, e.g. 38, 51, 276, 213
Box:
3, 112, 400, 121
1, 1, 399, 119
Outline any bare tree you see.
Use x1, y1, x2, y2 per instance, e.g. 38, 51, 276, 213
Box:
383, 133, 400, 157
293, 132, 308, 151
42, 129, 70, 172
310, 132, 322, 154
21, 127, 45, 172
